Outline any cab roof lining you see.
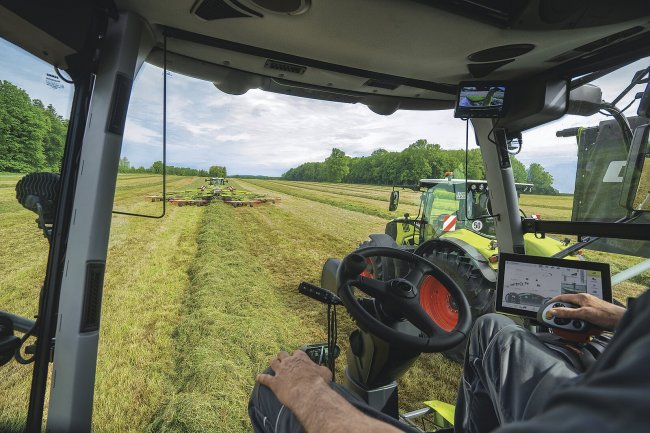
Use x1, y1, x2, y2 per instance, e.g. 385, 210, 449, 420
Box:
2, 0, 650, 110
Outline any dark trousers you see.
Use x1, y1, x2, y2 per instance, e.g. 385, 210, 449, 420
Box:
455, 314, 579, 433
249, 314, 579, 433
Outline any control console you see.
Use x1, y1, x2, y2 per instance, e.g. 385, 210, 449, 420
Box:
537, 300, 591, 333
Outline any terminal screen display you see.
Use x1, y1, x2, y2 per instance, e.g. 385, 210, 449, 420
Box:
454, 83, 507, 118
496, 253, 612, 318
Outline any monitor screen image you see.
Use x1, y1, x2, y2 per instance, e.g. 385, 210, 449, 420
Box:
496, 253, 612, 319
454, 83, 507, 118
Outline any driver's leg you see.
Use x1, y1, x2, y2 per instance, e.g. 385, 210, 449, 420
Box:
249, 368, 421, 433
455, 314, 580, 433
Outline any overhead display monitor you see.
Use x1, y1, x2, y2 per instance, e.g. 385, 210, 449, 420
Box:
496, 253, 612, 319
454, 82, 507, 118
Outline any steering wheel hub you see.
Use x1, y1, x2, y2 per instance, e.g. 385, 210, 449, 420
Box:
389, 279, 418, 298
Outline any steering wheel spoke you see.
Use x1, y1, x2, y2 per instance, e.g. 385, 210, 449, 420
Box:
403, 304, 444, 337
404, 266, 424, 287
354, 276, 389, 299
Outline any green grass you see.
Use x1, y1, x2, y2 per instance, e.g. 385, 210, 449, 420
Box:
244, 179, 421, 219
0, 175, 648, 432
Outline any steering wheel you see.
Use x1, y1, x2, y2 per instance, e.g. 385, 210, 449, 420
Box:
337, 247, 472, 353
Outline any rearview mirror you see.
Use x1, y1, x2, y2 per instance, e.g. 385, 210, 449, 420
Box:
389, 191, 399, 211
620, 124, 650, 212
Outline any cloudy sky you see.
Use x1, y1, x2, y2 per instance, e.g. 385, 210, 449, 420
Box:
1, 38, 647, 193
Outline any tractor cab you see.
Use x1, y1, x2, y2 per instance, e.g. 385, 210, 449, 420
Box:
206, 177, 226, 186
387, 176, 535, 246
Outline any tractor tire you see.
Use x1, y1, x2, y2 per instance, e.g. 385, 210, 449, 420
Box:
421, 247, 495, 363
357, 236, 397, 281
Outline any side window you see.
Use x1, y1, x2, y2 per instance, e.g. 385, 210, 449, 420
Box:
0, 37, 73, 429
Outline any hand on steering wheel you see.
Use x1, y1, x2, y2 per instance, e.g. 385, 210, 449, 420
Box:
337, 247, 472, 353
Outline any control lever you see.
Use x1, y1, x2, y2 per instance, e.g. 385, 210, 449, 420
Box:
298, 281, 342, 305
298, 281, 341, 380
537, 300, 592, 333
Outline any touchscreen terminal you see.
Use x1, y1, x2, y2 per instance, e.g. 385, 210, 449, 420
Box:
496, 253, 612, 319
454, 82, 507, 118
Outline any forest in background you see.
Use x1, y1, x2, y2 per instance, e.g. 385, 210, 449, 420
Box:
0, 80, 67, 173
0, 80, 225, 178
282, 140, 559, 195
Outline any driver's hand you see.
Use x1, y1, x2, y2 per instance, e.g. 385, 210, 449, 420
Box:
547, 293, 626, 331
257, 350, 332, 411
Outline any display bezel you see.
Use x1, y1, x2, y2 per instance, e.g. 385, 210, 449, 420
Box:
454, 81, 508, 118
496, 253, 612, 319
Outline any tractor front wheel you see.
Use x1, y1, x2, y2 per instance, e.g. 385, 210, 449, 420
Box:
421, 248, 495, 362
357, 236, 398, 281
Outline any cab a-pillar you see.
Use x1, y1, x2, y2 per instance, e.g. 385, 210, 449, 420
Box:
46, 13, 153, 433
471, 118, 525, 254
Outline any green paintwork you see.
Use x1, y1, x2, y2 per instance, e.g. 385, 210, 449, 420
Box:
440, 229, 575, 271
387, 176, 577, 265
423, 399, 456, 427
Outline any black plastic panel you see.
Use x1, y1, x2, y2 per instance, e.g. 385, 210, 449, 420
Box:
106, 73, 132, 135
80, 261, 105, 333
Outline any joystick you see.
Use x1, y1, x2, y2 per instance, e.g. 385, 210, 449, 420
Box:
537, 300, 591, 333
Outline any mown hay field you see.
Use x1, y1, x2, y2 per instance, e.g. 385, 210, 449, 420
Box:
0, 175, 648, 433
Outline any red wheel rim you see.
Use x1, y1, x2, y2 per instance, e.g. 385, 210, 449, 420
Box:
360, 257, 375, 278
419, 275, 458, 332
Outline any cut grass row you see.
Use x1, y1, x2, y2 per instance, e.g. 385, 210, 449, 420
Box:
244, 179, 421, 219
271, 180, 423, 207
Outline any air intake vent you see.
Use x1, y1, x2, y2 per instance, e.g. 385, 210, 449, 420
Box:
192, 0, 261, 21
80, 261, 106, 333
363, 79, 399, 91
264, 59, 306, 75
245, 0, 311, 15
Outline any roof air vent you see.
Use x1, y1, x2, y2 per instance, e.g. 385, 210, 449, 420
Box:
467, 60, 514, 78
363, 79, 399, 91
240, 0, 311, 15
468, 44, 535, 62
264, 59, 306, 75
192, 0, 262, 20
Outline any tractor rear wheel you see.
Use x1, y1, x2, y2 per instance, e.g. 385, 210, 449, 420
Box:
421, 247, 495, 362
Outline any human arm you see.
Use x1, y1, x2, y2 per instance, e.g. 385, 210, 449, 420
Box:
547, 293, 626, 331
256, 350, 404, 433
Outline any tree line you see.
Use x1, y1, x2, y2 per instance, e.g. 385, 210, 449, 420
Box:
0, 80, 67, 173
282, 139, 558, 194
118, 158, 227, 178
0, 80, 227, 178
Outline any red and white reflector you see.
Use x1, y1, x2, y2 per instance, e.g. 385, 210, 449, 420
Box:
442, 215, 457, 232
531, 213, 541, 220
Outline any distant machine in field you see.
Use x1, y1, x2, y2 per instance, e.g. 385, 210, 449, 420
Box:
145, 181, 280, 208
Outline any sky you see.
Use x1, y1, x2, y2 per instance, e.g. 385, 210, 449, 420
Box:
1, 38, 648, 193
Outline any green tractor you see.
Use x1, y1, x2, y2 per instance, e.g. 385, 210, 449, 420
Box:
360, 174, 578, 360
